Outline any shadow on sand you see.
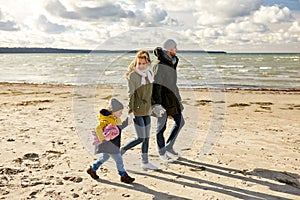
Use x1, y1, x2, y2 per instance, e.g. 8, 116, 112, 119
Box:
96, 178, 191, 200
97, 157, 300, 199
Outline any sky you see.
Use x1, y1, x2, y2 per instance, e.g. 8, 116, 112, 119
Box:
0, 0, 300, 52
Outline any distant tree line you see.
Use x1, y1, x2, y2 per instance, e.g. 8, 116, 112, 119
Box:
0, 47, 226, 54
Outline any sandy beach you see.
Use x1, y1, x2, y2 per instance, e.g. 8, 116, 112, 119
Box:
0, 82, 299, 200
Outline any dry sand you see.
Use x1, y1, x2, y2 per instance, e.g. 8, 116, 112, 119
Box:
0, 82, 299, 200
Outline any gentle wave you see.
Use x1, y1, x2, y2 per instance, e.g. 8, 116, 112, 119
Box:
0, 53, 299, 90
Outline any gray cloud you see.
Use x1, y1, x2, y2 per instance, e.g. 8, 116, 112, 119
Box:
0, 21, 20, 31
45, 0, 134, 21
126, 2, 169, 27
46, 0, 79, 19
77, 4, 135, 19
0, 8, 20, 31
195, 0, 263, 25
37, 15, 68, 34
45, 0, 174, 27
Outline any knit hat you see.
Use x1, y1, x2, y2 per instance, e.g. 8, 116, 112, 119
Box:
163, 39, 177, 51
109, 98, 124, 112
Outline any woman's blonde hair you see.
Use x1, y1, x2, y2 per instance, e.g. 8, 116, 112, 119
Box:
125, 50, 151, 80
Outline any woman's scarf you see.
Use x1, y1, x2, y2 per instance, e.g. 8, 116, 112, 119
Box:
134, 64, 154, 85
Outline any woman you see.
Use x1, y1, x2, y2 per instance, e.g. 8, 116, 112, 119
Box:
121, 50, 158, 170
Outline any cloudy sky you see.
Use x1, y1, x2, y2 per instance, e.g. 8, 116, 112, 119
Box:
0, 0, 299, 52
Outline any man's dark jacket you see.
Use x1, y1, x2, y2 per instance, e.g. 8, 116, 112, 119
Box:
152, 47, 183, 116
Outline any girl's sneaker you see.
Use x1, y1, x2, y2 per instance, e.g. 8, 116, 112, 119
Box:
121, 174, 135, 184
87, 167, 99, 179
141, 162, 159, 170
159, 153, 173, 163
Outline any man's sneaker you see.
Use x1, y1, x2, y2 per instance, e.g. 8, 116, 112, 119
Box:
87, 166, 99, 179
167, 149, 181, 159
121, 174, 135, 184
159, 153, 173, 163
141, 162, 159, 170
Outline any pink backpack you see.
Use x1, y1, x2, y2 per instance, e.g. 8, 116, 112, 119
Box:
103, 124, 120, 141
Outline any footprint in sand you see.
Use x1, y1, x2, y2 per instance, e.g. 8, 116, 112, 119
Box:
63, 176, 83, 183
228, 103, 251, 108
250, 102, 273, 112
23, 153, 39, 161
195, 99, 212, 106
284, 104, 300, 110
0, 167, 25, 175
250, 102, 273, 106
16, 99, 54, 106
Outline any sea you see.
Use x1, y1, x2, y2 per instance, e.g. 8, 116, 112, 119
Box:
0, 52, 299, 90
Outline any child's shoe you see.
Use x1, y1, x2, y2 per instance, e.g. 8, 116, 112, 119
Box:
87, 166, 99, 179
120, 147, 126, 155
120, 174, 135, 184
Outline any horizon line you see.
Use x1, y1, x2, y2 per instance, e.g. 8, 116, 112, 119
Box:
0, 47, 300, 54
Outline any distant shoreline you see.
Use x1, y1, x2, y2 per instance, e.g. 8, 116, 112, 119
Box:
0, 47, 227, 54
0, 82, 299, 92
0, 47, 299, 54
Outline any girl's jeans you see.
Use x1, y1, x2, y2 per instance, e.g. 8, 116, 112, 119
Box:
92, 153, 127, 176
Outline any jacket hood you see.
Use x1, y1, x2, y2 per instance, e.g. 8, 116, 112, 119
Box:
99, 109, 112, 117
153, 47, 178, 67
99, 108, 121, 125
99, 109, 114, 121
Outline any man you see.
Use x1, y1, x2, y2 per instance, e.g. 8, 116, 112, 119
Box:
152, 39, 185, 162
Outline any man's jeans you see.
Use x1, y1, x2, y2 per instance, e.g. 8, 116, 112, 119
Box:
156, 112, 185, 155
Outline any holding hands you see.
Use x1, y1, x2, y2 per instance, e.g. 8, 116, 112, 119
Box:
128, 112, 135, 124
152, 104, 166, 118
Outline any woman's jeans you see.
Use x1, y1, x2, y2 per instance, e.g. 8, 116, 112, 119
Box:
121, 115, 151, 164
92, 153, 127, 177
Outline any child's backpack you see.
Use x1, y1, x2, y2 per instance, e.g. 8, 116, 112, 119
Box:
91, 124, 120, 146
103, 124, 120, 141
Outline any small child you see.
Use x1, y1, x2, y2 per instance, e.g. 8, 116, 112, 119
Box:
87, 98, 135, 184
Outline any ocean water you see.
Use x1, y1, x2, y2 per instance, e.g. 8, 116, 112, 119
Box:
0, 53, 299, 90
